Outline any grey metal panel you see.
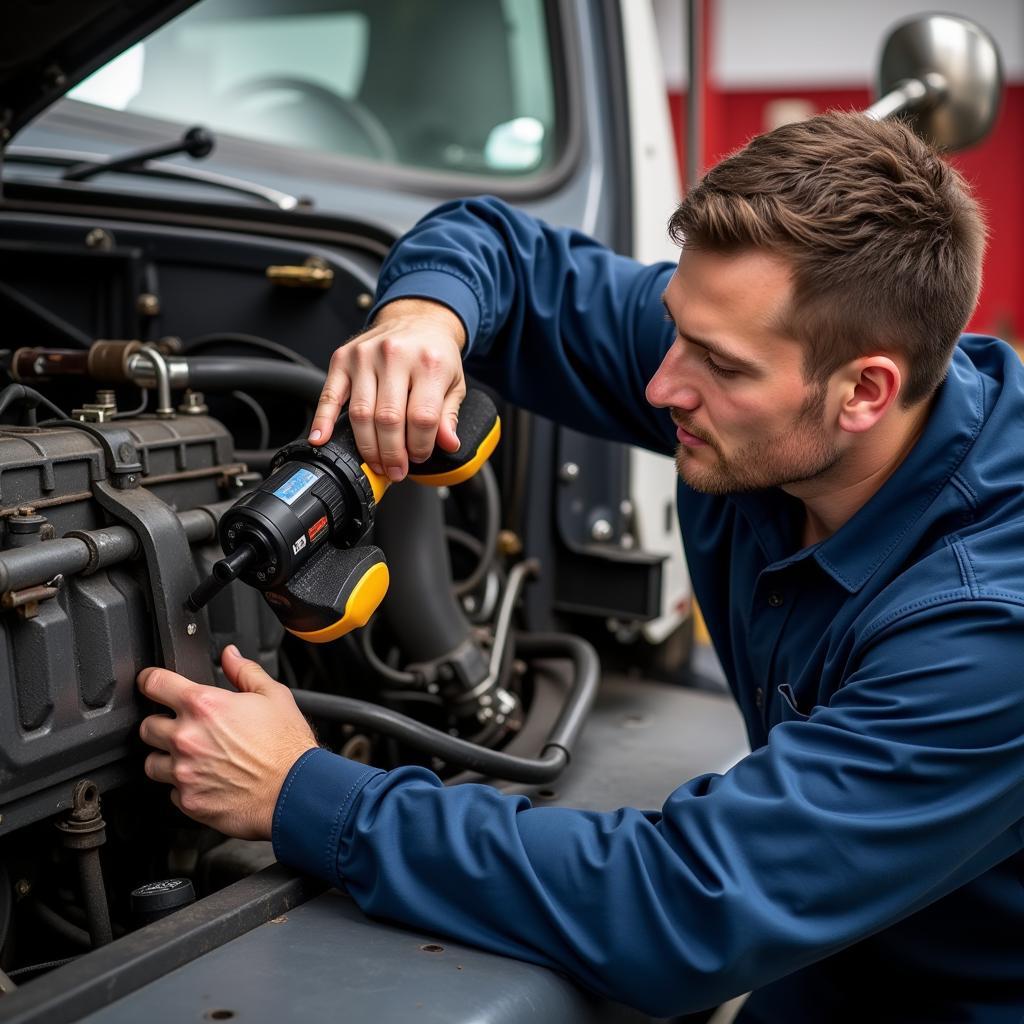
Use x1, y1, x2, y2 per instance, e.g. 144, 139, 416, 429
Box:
469, 674, 749, 811
69, 682, 745, 1024
77, 889, 650, 1024
544, 676, 748, 811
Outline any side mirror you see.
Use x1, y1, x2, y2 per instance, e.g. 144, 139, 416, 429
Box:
866, 14, 1003, 151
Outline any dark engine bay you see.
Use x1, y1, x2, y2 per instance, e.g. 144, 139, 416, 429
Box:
0, 205, 680, 989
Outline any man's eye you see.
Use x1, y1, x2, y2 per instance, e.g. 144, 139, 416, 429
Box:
704, 354, 738, 379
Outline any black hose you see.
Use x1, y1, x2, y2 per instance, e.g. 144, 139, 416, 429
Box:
374, 480, 471, 663
451, 460, 500, 597
0, 384, 67, 422
359, 617, 420, 686
27, 901, 91, 949
293, 631, 599, 784
184, 357, 325, 405
8, 956, 79, 979
230, 390, 271, 450
516, 634, 598, 758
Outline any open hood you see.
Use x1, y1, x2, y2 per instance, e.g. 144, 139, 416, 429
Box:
0, 0, 198, 142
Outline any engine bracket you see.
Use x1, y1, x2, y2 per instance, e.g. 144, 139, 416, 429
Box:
93, 481, 214, 683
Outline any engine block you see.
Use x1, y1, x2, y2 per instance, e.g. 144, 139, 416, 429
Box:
0, 412, 282, 833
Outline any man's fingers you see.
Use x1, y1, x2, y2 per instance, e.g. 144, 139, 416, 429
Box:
139, 714, 176, 752
137, 667, 194, 712
373, 360, 412, 481
404, 374, 448, 465
144, 751, 174, 785
437, 385, 465, 453
221, 645, 277, 696
347, 365, 382, 474
308, 365, 351, 445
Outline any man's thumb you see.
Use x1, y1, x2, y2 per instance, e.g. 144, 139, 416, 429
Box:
222, 645, 275, 695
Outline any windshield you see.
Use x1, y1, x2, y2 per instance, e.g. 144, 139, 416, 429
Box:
69, 0, 559, 178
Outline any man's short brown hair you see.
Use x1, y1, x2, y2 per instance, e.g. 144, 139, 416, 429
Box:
669, 112, 986, 406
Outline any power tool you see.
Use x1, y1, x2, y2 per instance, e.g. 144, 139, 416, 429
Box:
187, 390, 500, 642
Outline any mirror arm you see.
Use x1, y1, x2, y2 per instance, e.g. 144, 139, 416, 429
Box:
865, 72, 947, 122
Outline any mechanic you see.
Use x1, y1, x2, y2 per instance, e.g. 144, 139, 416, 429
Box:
136, 113, 1024, 1022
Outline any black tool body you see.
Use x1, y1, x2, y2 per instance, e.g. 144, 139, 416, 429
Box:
188, 390, 500, 641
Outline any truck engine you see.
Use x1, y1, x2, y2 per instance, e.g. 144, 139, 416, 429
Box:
0, 208, 630, 997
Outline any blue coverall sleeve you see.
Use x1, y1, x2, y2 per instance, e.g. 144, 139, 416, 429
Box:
369, 196, 678, 456
273, 598, 1024, 1017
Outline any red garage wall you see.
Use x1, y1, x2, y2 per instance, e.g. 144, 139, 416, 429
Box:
668, 85, 1024, 343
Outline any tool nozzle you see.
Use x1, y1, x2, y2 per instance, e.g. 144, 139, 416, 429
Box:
186, 543, 258, 611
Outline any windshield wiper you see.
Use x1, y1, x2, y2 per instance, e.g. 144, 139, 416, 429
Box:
4, 128, 304, 211
62, 125, 214, 181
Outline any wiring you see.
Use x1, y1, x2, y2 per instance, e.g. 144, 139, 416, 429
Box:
185, 332, 317, 368
229, 389, 270, 450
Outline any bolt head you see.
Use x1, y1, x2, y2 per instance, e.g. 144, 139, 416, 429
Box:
559, 462, 580, 482
85, 228, 113, 251
590, 518, 613, 542
136, 293, 161, 316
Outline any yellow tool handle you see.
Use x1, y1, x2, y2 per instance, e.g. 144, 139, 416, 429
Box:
360, 388, 500, 500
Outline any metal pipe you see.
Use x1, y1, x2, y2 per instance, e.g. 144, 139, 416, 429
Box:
0, 504, 226, 593
141, 346, 174, 418
453, 559, 537, 706
293, 630, 599, 783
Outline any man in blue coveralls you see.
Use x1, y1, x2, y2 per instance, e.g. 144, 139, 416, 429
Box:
137, 113, 1024, 1021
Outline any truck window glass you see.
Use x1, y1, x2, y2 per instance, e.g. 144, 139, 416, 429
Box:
70, 0, 558, 177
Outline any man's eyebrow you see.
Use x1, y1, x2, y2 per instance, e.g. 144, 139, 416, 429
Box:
660, 295, 763, 373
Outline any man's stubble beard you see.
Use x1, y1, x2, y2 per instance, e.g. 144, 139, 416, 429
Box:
675, 382, 842, 495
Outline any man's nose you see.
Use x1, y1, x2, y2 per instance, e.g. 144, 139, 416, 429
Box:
646, 351, 700, 410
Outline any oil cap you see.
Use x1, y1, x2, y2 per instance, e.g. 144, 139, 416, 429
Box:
130, 877, 196, 927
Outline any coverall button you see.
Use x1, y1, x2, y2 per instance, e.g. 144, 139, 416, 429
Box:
767, 591, 784, 608
754, 687, 764, 709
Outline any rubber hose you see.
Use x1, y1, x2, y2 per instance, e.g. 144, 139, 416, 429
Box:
293, 631, 599, 784
452, 460, 500, 597
0, 383, 67, 421
184, 357, 324, 405
373, 479, 472, 663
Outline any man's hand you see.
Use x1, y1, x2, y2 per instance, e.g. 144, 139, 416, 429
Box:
137, 646, 318, 841
307, 298, 467, 481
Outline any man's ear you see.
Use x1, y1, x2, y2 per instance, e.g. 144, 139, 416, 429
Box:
836, 356, 902, 434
